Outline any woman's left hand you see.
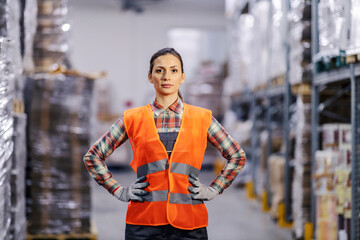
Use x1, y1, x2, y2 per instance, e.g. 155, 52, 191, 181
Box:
188, 173, 219, 201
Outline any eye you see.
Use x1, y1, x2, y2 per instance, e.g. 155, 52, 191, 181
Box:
172, 69, 178, 73
155, 69, 163, 73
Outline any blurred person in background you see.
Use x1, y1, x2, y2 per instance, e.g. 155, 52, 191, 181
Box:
83, 47, 247, 240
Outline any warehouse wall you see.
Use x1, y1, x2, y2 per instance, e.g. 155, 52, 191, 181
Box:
70, 0, 226, 113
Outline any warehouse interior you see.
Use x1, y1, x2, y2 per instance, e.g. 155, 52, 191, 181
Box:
0, 0, 359, 240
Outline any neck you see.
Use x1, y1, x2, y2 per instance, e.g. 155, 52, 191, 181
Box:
155, 94, 179, 109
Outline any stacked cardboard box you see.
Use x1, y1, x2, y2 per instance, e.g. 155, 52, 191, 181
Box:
26, 73, 94, 234
314, 123, 352, 240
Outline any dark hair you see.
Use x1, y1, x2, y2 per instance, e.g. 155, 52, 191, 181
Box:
149, 47, 184, 74
149, 47, 184, 101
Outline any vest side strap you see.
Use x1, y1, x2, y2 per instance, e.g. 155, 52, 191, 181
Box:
137, 159, 169, 178
169, 193, 203, 205
170, 162, 200, 177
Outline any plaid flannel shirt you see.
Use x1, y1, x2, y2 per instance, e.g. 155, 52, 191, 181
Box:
83, 98, 246, 195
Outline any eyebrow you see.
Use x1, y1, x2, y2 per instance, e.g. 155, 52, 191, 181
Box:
155, 65, 179, 68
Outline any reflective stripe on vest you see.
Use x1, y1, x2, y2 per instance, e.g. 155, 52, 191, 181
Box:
137, 159, 200, 178
170, 162, 200, 177
137, 159, 168, 178
141, 190, 202, 205
169, 193, 203, 205
142, 190, 168, 202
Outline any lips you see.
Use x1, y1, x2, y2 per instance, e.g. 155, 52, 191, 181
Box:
161, 84, 173, 88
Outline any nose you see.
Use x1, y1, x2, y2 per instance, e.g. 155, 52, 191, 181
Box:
163, 71, 170, 81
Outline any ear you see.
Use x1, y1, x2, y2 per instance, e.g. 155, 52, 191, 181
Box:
180, 72, 185, 84
148, 73, 153, 83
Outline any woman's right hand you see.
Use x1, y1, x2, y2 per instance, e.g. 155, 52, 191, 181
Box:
114, 176, 149, 202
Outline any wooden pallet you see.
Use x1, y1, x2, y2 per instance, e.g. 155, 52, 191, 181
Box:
291, 83, 311, 95
26, 222, 98, 240
253, 82, 267, 92
270, 74, 285, 87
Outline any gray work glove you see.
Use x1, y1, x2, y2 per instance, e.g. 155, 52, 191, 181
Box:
188, 173, 219, 201
113, 176, 149, 202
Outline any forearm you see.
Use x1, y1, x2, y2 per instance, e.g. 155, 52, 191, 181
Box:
207, 117, 247, 193
210, 150, 246, 193
83, 118, 128, 194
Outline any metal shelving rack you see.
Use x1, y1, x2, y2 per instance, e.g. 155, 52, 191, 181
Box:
311, 0, 360, 239
229, 0, 295, 222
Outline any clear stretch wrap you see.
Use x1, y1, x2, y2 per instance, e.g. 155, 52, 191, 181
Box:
348, 0, 360, 53
10, 113, 27, 240
292, 96, 312, 239
270, 0, 286, 79
1, 0, 23, 100
26, 73, 94, 235
0, 38, 14, 240
23, 0, 38, 73
289, 0, 312, 84
0, 1, 23, 239
249, 1, 270, 90
318, 0, 347, 57
237, 13, 254, 91
34, 0, 71, 71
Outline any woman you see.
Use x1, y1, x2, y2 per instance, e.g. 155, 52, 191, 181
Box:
83, 48, 246, 240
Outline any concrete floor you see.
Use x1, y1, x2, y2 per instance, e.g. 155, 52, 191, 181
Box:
91, 169, 292, 240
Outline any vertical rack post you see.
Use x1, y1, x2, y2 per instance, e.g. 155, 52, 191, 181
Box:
264, 0, 274, 210
283, 0, 292, 222
311, 0, 319, 237
351, 64, 360, 240
250, 94, 258, 198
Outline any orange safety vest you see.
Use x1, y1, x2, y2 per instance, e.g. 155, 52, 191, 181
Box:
123, 103, 212, 230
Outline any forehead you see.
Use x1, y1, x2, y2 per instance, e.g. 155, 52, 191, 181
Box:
153, 54, 181, 67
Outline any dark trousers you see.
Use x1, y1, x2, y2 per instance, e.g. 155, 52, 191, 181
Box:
125, 224, 208, 240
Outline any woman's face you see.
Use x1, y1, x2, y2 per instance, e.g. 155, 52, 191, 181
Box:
148, 54, 185, 99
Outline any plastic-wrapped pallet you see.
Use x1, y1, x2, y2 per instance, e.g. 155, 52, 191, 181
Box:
22, 0, 37, 73
186, 61, 224, 121
234, 13, 254, 93
270, 0, 286, 80
10, 113, 27, 240
291, 96, 312, 239
318, 0, 347, 58
33, 0, 71, 72
249, 1, 270, 91
25, 72, 95, 235
347, 0, 360, 54
289, 0, 312, 84
226, 0, 252, 94
0, 38, 14, 240
314, 151, 339, 240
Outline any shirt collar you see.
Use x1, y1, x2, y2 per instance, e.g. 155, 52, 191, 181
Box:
151, 98, 184, 116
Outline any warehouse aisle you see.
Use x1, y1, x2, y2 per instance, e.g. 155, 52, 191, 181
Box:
91, 169, 292, 240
